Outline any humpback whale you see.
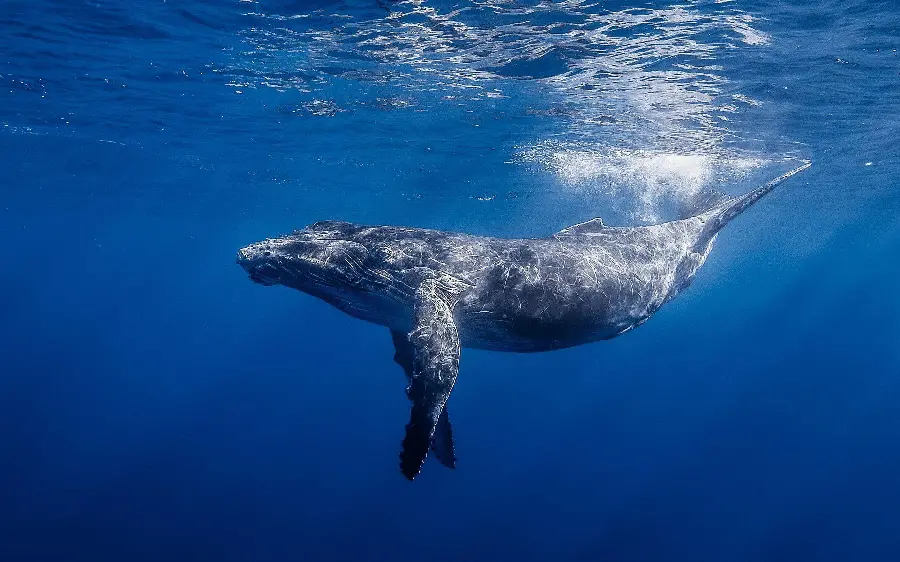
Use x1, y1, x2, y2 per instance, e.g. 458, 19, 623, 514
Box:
237, 162, 810, 480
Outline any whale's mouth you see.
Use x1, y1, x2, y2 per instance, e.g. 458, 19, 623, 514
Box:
248, 270, 277, 286
237, 246, 279, 286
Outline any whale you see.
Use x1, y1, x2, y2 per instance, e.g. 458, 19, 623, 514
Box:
237, 162, 810, 480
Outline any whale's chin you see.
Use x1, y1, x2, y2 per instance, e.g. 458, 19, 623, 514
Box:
248, 271, 277, 286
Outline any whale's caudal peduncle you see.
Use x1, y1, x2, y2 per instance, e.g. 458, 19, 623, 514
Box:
236, 162, 810, 480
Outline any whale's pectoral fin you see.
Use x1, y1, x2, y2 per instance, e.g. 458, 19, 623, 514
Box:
398, 280, 460, 480
431, 408, 456, 469
392, 330, 457, 469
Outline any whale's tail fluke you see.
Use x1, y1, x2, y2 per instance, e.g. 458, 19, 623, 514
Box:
702, 161, 811, 236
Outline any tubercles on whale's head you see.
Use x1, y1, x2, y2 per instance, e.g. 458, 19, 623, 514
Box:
236, 221, 372, 292
236, 241, 282, 286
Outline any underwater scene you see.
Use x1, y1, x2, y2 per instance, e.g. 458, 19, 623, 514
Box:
1, 0, 899, 560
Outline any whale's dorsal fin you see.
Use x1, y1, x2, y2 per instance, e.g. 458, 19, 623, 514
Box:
398, 279, 460, 480
391, 330, 456, 470
556, 217, 607, 236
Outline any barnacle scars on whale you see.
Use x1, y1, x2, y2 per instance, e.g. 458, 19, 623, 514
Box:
237, 162, 810, 480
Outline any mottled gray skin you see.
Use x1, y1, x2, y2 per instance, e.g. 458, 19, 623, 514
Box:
242, 217, 705, 349
237, 163, 809, 479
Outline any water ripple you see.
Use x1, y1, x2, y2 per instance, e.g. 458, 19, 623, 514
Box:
229, 0, 791, 221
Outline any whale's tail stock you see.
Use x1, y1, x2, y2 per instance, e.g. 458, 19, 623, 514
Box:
701, 160, 811, 237
668, 160, 811, 293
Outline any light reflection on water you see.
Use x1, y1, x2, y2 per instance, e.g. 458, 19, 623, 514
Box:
228, 0, 805, 222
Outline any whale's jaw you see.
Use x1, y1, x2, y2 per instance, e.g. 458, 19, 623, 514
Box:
236, 224, 386, 311
246, 269, 277, 286
237, 247, 272, 285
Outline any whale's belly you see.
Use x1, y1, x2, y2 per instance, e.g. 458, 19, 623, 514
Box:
451, 257, 677, 352
455, 312, 623, 352
453, 288, 656, 353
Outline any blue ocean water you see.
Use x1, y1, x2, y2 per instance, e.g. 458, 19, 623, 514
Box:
1, 0, 899, 560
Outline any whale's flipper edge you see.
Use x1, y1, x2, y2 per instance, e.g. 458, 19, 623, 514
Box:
391, 330, 457, 469
399, 280, 460, 480
432, 408, 456, 469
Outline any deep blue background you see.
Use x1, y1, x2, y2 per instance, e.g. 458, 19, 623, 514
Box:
1, 1, 899, 560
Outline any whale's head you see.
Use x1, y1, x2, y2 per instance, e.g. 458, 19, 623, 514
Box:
237, 220, 375, 295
